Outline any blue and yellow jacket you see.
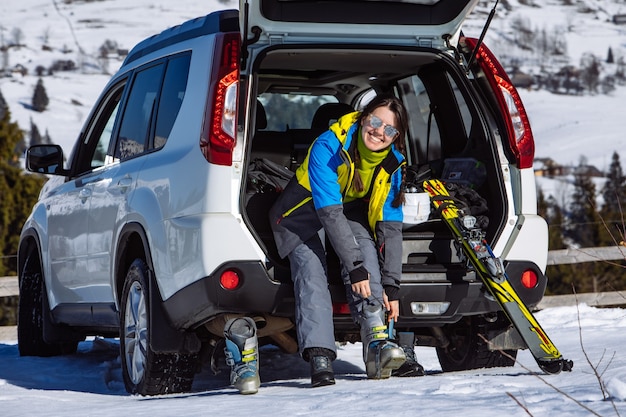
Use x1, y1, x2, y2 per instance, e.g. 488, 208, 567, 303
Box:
269, 112, 405, 297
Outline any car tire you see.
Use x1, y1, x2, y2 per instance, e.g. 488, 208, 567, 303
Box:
436, 314, 517, 372
120, 259, 198, 395
18, 252, 78, 357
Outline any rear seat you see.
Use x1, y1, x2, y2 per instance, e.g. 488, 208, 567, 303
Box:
286, 102, 355, 168
250, 101, 354, 170
250, 101, 294, 168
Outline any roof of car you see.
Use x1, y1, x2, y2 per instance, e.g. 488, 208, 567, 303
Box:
124, 9, 239, 66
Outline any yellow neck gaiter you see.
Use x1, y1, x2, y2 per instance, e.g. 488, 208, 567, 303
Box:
346, 131, 390, 201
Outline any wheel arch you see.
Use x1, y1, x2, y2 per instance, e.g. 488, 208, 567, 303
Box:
114, 222, 153, 306
114, 222, 201, 354
18, 229, 44, 285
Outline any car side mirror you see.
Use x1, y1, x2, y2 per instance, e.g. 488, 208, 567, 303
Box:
26, 145, 69, 176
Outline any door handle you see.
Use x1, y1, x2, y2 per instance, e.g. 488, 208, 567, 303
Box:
78, 188, 91, 202
117, 177, 132, 191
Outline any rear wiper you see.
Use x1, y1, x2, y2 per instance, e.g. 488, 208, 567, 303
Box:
466, 0, 499, 72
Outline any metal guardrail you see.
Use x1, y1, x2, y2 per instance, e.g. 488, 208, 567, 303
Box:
0, 276, 18, 298
547, 245, 626, 265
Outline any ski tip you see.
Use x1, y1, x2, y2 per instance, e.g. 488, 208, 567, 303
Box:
538, 358, 574, 374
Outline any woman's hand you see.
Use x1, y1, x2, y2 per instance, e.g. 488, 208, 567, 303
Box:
383, 292, 399, 322
351, 280, 371, 299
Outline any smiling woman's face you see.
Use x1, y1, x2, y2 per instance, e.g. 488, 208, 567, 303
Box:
360, 106, 398, 152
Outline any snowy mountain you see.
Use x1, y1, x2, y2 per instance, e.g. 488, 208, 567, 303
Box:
1, 0, 625, 195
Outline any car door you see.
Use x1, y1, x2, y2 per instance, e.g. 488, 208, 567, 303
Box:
45, 175, 91, 305
87, 62, 166, 290
45, 81, 127, 306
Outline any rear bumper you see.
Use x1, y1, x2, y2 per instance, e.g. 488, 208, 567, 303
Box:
161, 259, 546, 332
162, 261, 294, 330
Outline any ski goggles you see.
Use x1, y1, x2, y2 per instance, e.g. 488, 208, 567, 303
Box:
365, 114, 399, 140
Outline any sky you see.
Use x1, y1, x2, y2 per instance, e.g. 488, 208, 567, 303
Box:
1, 1, 625, 415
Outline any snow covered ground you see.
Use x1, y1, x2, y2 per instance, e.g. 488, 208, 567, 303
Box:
1, 304, 625, 416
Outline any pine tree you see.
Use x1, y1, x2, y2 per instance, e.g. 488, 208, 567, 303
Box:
44, 128, 52, 144
0, 90, 46, 275
0, 90, 7, 121
29, 118, 43, 146
564, 158, 608, 293
599, 151, 626, 245
539, 189, 571, 295
32, 78, 50, 112
567, 158, 600, 247
595, 151, 626, 293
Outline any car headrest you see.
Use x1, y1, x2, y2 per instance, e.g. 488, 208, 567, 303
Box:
310, 103, 354, 131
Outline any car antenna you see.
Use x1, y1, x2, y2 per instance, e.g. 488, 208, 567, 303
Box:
466, 0, 499, 72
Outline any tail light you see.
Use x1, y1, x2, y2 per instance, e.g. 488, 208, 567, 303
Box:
200, 32, 240, 166
332, 302, 351, 315
220, 269, 241, 290
464, 37, 535, 169
521, 269, 538, 289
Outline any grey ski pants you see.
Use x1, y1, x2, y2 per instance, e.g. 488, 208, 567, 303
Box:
287, 220, 385, 358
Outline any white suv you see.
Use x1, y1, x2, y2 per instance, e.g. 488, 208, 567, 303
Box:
18, 0, 548, 395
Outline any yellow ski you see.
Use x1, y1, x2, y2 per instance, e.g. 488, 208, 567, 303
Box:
423, 179, 573, 374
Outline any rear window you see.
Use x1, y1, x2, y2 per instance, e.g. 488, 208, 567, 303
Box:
260, 0, 469, 25
154, 54, 191, 148
258, 93, 337, 130
398, 66, 476, 165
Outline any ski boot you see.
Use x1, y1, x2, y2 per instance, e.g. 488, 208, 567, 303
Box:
391, 332, 425, 377
224, 317, 260, 395
305, 347, 336, 388
360, 305, 406, 379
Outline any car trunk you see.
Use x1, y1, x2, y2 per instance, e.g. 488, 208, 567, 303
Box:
241, 43, 507, 288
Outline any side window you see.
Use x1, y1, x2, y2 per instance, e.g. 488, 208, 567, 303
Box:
446, 73, 472, 138
154, 54, 191, 149
74, 81, 126, 175
400, 69, 475, 165
258, 93, 337, 131
92, 99, 121, 169
399, 75, 442, 164
115, 63, 165, 160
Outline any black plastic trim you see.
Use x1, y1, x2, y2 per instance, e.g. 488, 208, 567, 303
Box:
161, 261, 295, 330
503, 260, 547, 308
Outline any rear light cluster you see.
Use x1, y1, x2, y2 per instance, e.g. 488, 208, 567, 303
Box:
200, 32, 240, 166
464, 37, 535, 170
521, 269, 538, 289
220, 269, 241, 290
332, 302, 351, 315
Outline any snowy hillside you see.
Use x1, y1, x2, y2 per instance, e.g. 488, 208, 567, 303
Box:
1, 0, 625, 196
